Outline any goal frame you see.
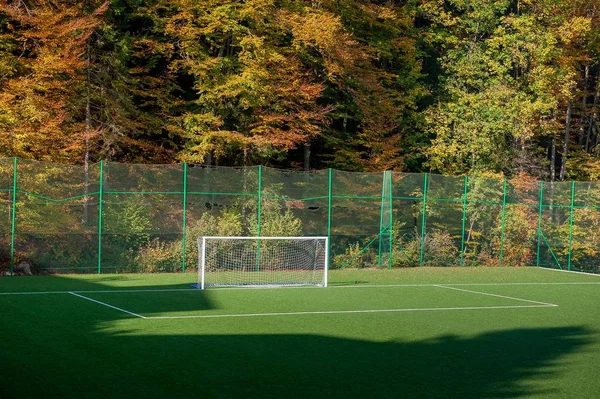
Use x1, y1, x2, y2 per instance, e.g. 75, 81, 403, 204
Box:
198, 236, 329, 290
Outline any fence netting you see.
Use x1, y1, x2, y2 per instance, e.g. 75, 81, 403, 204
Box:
1, 158, 598, 274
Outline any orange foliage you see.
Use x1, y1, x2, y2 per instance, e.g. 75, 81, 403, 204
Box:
0, 1, 107, 161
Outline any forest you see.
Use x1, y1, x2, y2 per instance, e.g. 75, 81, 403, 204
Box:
1, 0, 599, 181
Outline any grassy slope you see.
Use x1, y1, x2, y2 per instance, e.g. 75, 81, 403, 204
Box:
0, 267, 599, 398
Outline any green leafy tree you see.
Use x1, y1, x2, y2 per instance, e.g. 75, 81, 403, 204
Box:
420, 0, 599, 179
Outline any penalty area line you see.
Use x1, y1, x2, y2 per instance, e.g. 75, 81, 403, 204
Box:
538, 267, 600, 277
433, 284, 559, 307
144, 304, 556, 320
69, 292, 146, 319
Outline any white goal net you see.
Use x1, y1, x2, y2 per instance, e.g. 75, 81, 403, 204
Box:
197, 236, 328, 289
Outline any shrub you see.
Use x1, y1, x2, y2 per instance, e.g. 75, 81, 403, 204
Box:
332, 241, 378, 269
247, 208, 303, 237
422, 230, 460, 266
134, 209, 244, 272
104, 197, 153, 250
184, 210, 243, 268
392, 230, 459, 267
135, 239, 180, 273
392, 236, 420, 267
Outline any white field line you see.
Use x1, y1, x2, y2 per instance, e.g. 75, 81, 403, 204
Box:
1, 281, 600, 296
205, 281, 600, 290
433, 285, 558, 307
144, 304, 555, 320
440, 282, 600, 286
186, 281, 600, 291
330, 282, 600, 288
0, 290, 72, 295
0, 288, 194, 296
69, 292, 146, 319
3, 287, 559, 320
538, 267, 600, 277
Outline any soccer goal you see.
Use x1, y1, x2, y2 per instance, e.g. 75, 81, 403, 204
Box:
196, 236, 328, 289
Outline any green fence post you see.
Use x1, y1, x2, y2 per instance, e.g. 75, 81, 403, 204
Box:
181, 163, 188, 272
499, 178, 508, 267
419, 173, 428, 267
378, 171, 393, 268
388, 171, 393, 269
567, 181, 575, 271
378, 172, 386, 267
257, 165, 263, 237
536, 181, 544, 267
256, 165, 263, 271
327, 168, 333, 269
460, 175, 468, 267
97, 161, 104, 274
9, 157, 17, 276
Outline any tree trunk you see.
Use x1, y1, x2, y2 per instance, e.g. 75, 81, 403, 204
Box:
303, 142, 311, 171
84, 39, 92, 225
586, 73, 600, 152
559, 98, 573, 181
550, 134, 556, 182
464, 220, 475, 257
579, 65, 589, 145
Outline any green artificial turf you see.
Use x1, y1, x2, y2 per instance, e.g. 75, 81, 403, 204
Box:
1, 267, 599, 398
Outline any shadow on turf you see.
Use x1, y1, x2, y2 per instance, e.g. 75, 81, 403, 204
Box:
0, 276, 595, 399
94, 327, 590, 399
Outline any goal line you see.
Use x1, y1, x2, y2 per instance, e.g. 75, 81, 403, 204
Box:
2, 280, 600, 296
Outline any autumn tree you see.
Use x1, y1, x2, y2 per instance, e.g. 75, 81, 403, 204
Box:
78, 0, 181, 164
0, 0, 107, 161
155, 0, 329, 166
154, 0, 424, 170
287, 0, 424, 171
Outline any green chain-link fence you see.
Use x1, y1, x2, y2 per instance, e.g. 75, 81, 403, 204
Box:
1, 158, 598, 274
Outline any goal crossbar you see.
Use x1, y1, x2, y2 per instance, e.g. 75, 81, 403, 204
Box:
197, 236, 328, 289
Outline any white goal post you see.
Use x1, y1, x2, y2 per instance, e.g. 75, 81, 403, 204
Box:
197, 236, 328, 289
